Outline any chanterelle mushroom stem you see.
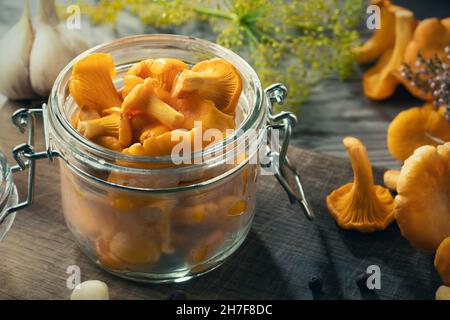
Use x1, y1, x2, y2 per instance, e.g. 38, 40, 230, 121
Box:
327, 137, 395, 232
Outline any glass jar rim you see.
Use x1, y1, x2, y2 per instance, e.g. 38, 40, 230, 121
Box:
49, 34, 265, 169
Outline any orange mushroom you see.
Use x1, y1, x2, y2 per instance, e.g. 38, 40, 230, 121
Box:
383, 169, 400, 192
126, 58, 154, 78
172, 202, 220, 225
76, 112, 132, 146
96, 232, 161, 269
69, 53, 122, 112
363, 9, 415, 100
394, 142, 450, 251
177, 95, 235, 132
139, 123, 171, 144
122, 78, 184, 130
172, 58, 242, 114
187, 230, 224, 264
70, 107, 100, 128
126, 58, 188, 91
129, 114, 153, 142
326, 137, 395, 232
93, 136, 124, 152
352, 0, 397, 64
387, 104, 450, 162
101, 106, 122, 117
121, 74, 144, 99
150, 58, 189, 92
125, 126, 204, 158
435, 237, 450, 285
395, 18, 450, 101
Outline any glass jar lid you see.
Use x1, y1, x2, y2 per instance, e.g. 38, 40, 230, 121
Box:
0, 151, 17, 241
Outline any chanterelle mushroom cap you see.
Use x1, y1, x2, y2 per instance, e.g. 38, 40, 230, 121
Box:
122, 78, 184, 129
69, 53, 122, 112
387, 104, 450, 162
435, 237, 450, 285
395, 18, 450, 101
394, 143, 450, 251
352, 0, 397, 64
362, 9, 415, 100
326, 137, 395, 232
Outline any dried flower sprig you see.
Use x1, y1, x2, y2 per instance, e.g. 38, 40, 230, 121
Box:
401, 46, 450, 120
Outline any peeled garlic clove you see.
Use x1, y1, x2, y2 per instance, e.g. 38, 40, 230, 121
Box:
0, 0, 35, 100
42, 0, 89, 55
70, 280, 110, 300
436, 285, 450, 300
30, 1, 79, 97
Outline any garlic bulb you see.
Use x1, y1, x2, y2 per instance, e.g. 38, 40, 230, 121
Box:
0, 0, 35, 100
70, 280, 110, 300
30, 1, 82, 97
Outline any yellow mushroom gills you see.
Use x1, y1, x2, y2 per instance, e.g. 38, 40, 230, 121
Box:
394, 143, 450, 251
326, 137, 395, 232
387, 104, 450, 162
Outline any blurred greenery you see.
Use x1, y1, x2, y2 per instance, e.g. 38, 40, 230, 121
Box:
76, 0, 364, 113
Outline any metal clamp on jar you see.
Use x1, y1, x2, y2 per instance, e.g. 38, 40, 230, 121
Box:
0, 35, 313, 283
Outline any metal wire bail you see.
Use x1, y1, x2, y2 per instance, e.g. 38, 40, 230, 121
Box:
264, 84, 314, 220
0, 105, 55, 224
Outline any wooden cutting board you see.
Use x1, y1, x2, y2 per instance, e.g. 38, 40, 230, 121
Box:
0, 102, 440, 300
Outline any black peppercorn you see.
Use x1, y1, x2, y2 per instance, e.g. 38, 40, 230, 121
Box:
308, 276, 323, 292
356, 273, 370, 290
167, 290, 188, 300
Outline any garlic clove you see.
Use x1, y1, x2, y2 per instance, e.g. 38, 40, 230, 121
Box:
0, 0, 35, 100
29, 0, 80, 97
70, 280, 110, 300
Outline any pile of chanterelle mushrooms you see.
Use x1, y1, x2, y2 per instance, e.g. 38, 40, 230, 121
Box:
327, 0, 450, 300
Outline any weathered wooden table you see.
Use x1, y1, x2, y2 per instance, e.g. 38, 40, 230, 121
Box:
0, 0, 448, 300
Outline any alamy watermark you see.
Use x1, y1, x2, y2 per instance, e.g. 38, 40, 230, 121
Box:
66, 5, 82, 30
366, 4, 381, 30
364, 265, 381, 290
66, 264, 81, 290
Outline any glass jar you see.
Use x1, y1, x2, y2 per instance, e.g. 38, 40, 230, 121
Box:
0, 35, 313, 283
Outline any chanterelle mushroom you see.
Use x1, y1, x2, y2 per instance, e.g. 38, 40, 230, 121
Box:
362, 9, 415, 100
394, 142, 450, 251
326, 137, 395, 232
387, 104, 450, 162
352, 0, 400, 64
383, 170, 400, 192
435, 237, 450, 285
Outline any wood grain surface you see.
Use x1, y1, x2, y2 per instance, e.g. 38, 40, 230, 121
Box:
0, 102, 440, 300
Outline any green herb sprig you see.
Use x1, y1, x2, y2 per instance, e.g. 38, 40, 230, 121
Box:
77, 0, 364, 113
